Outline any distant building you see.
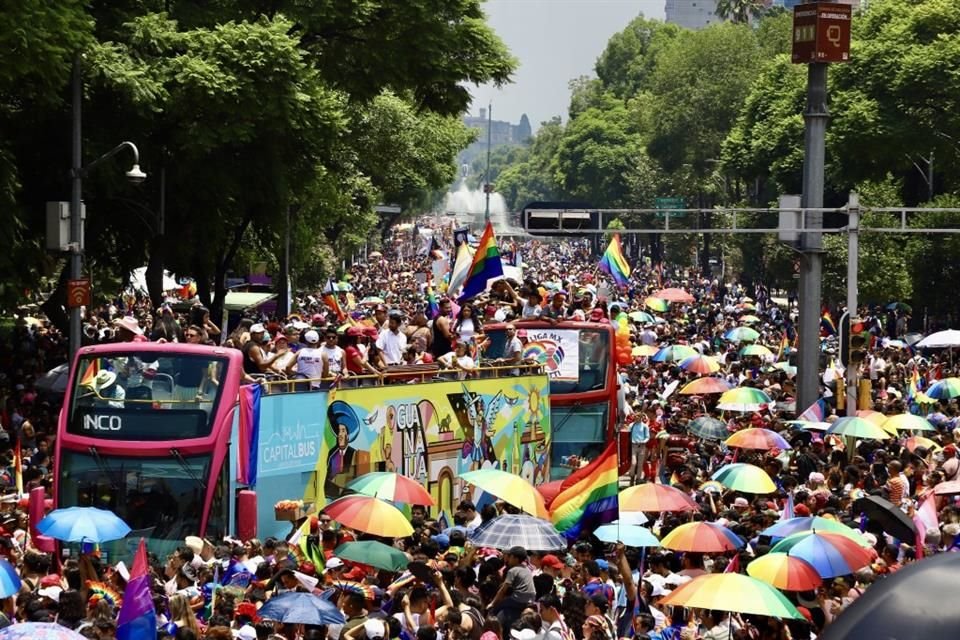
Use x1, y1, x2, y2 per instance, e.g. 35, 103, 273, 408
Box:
459, 109, 533, 166
665, 0, 721, 30
781, 0, 859, 7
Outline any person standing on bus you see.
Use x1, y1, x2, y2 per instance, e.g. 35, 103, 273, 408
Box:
377, 312, 408, 366
431, 299, 455, 360
321, 328, 346, 379
291, 330, 324, 388
242, 324, 285, 376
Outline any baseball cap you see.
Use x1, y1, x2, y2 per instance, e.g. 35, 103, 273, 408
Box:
540, 554, 564, 570
506, 545, 528, 560
364, 619, 386, 640
250, 323, 265, 333
595, 559, 610, 571
734, 497, 749, 509
304, 330, 320, 344
325, 557, 345, 570
236, 624, 258, 640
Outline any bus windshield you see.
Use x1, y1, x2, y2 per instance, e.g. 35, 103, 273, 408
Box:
59, 450, 213, 557
485, 327, 610, 394
68, 352, 228, 440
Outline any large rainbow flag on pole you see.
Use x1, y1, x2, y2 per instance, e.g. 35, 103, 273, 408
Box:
459, 222, 504, 301
550, 441, 619, 540
116, 539, 156, 640
599, 234, 631, 286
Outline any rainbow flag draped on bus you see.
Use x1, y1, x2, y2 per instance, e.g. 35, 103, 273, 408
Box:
599, 234, 631, 286
550, 441, 619, 540
459, 222, 504, 301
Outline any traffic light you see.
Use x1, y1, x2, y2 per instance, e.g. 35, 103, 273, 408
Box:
849, 318, 868, 366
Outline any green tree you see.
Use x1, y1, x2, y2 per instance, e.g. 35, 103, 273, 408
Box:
715, 0, 766, 24
594, 16, 682, 98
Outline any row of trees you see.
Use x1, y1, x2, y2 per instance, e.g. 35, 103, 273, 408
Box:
0, 1, 515, 322
476, 0, 960, 317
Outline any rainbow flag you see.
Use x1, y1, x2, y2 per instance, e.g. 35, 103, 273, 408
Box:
908, 368, 920, 402
459, 222, 504, 301
322, 279, 346, 322
79, 358, 100, 387
797, 398, 828, 423
426, 283, 440, 320
116, 539, 156, 640
550, 441, 619, 540
775, 331, 789, 361
599, 234, 631, 286
820, 309, 836, 336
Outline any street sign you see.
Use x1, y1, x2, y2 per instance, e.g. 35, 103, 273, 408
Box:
67, 278, 91, 308
791, 3, 852, 64
654, 197, 685, 219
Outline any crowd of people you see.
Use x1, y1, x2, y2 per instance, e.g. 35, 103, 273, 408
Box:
0, 217, 958, 639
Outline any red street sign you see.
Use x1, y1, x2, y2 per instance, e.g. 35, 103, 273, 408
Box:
67, 278, 91, 308
791, 3, 852, 64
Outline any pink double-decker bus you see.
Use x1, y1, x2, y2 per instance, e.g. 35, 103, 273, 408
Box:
54, 342, 243, 558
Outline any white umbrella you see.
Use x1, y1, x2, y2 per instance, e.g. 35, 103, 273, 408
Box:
917, 330, 960, 348
36, 364, 70, 394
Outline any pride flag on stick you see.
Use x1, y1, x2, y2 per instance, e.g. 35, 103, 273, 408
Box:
117, 539, 156, 640
458, 222, 504, 302
599, 234, 631, 286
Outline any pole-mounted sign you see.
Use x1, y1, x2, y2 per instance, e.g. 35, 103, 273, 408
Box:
791, 2, 852, 64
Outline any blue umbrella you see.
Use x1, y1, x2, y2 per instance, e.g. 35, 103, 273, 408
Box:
769, 532, 873, 578
257, 592, 346, 626
593, 524, 661, 548
762, 517, 870, 547
687, 416, 729, 440
0, 622, 86, 639
0, 558, 21, 598
36, 507, 131, 543
470, 514, 566, 551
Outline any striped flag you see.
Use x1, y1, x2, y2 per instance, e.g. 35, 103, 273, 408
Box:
781, 494, 794, 521
116, 539, 156, 640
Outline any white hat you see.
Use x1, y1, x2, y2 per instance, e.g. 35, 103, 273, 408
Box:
650, 583, 671, 597
510, 630, 538, 640
250, 323, 265, 333
185, 535, 206, 555
325, 557, 344, 570
304, 330, 320, 344
94, 370, 118, 391
235, 624, 258, 640
38, 586, 62, 602
364, 619, 387, 640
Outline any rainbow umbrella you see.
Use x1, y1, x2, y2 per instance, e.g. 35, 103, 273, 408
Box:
712, 463, 777, 494
737, 301, 757, 311
346, 472, 435, 506
334, 541, 409, 572
628, 311, 656, 324
856, 410, 887, 426
739, 344, 774, 358
717, 387, 771, 411
593, 524, 661, 548
725, 428, 792, 451
333, 581, 377, 602
687, 416, 730, 439
679, 354, 720, 374
660, 521, 744, 552
747, 553, 822, 591
86, 580, 122, 609
619, 483, 699, 512
631, 344, 660, 357
826, 416, 890, 441
460, 469, 548, 518
770, 531, 874, 578
724, 326, 760, 343
644, 296, 670, 312
904, 435, 940, 453
883, 413, 935, 433
740, 314, 762, 324
653, 287, 695, 303
322, 496, 414, 537
0, 559, 20, 598
680, 377, 732, 396
660, 573, 803, 620
651, 344, 698, 363
927, 377, 960, 400
762, 517, 871, 547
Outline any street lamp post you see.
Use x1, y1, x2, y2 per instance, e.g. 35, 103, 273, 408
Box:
483, 102, 492, 224
68, 56, 147, 362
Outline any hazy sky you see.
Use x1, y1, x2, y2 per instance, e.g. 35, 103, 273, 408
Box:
468, 0, 666, 129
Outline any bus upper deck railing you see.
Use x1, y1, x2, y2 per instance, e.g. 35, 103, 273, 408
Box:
257, 361, 545, 394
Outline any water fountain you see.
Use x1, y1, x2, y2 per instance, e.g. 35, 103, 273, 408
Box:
441, 180, 526, 236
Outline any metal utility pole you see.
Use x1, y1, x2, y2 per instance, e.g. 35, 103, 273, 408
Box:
69, 54, 83, 363
796, 61, 829, 413
846, 192, 859, 415
484, 103, 492, 224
